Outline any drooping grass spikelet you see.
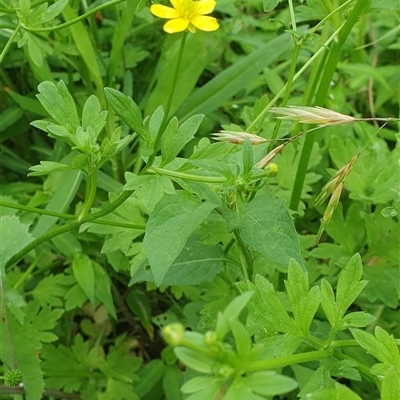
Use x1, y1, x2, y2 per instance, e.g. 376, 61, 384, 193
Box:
315, 155, 359, 207
314, 155, 359, 243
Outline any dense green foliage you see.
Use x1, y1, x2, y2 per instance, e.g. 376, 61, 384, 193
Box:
1, 0, 399, 399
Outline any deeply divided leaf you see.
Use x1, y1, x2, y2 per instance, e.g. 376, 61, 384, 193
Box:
285, 259, 320, 335
336, 254, 368, 319
36, 81, 80, 131
238, 276, 296, 334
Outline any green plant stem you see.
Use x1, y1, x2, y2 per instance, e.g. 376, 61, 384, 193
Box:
245, 349, 333, 372
266, 0, 299, 152
356, 25, 400, 50
180, 338, 216, 357
5, 190, 135, 269
321, 0, 340, 30
79, 168, 98, 220
324, 327, 337, 348
0, 283, 17, 369
289, 0, 367, 212
267, 43, 300, 152
234, 229, 251, 280
331, 339, 359, 347
163, 31, 188, 125
0, 24, 20, 64
150, 166, 268, 184
13, 252, 43, 291
288, 0, 297, 31
246, 24, 344, 132
0, 200, 144, 229
149, 166, 227, 183
145, 31, 188, 171
298, 0, 353, 46
366, 304, 385, 333
0, 0, 48, 12
107, 0, 140, 85
305, 334, 325, 349
20, 0, 125, 32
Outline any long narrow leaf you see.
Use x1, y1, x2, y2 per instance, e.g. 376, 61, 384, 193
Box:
176, 34, 292, 120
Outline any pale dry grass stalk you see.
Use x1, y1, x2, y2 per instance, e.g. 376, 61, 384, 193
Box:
270, 105, 397, 126
211, 131, 267, 145
314, 155, 359, 243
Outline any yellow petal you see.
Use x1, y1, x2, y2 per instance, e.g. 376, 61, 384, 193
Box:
191, 15, 219, 31
197, 0, 216, 14
151, 4, 180, 19
164, 18, 189, 33
170, 0, 180, 9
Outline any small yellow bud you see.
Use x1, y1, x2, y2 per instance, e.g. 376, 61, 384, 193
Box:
264, 163, 279, 177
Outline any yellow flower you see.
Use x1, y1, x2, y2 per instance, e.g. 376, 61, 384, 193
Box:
151, 0, 219, 34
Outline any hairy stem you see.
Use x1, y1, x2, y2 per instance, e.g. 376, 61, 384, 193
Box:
145, 31, 188, 170
245, 349, 333, 372
79, 167, 98, 220
149, 166, 267, 184
0, 24, 20, 64
5, 190, 135, 269
0, 200, 144, 230
13, 252, 43, 291
234, 229, 252, 280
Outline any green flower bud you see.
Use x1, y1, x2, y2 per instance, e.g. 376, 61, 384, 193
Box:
162, 323, 184, 346
264, 163, 278, 177
213, 363, 234, 379
5, 369, 23, 387
204, 331, 218, 346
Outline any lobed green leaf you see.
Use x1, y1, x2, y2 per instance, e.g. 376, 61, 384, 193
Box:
239, 193, 305, 271
104, 88, 146, 139
143, 192, 216, 285
36, 81, 80, 131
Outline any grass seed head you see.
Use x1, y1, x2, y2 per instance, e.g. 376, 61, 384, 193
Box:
255, 143, 285, 168
270, 106, 356, 126
212, 130, 267, 145
316, 182, 344, 243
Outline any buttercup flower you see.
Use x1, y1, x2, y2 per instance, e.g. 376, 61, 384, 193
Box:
151, 0, 219, 34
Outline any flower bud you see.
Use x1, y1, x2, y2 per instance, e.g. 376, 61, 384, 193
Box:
204, 331, 218, 346
5, 369, 23, 387
264, 163, 278, 177
213, 363, 234, 378
162, 323, 184, 346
